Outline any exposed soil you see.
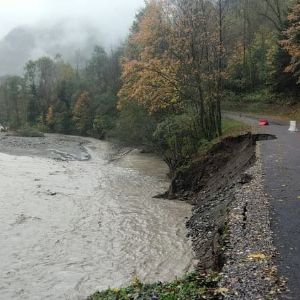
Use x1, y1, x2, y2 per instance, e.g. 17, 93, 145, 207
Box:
168, 133, 276, 272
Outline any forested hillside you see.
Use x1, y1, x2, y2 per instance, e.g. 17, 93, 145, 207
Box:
0, 0, 299, 171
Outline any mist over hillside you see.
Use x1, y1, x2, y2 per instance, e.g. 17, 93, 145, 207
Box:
0, 0, 145, 77
0, 19, 121, 76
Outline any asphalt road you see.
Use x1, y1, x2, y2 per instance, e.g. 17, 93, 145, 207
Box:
227, 113, 300, 299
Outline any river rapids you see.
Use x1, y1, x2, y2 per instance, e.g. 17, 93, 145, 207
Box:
0, 134, 194, 300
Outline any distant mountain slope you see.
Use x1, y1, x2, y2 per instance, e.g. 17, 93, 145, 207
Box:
0, 20, 107, 76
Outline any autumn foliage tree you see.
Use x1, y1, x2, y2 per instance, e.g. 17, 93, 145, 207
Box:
46, 105, 55, 130
118, 0, 224, 142
118, 2, 181, 113
167, 0, 224, 138
281, 3, 300, 83
73, 91, 93, 135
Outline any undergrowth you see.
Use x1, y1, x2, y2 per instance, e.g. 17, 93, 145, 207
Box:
87, 272, 226, 300
10, 126, 45, 137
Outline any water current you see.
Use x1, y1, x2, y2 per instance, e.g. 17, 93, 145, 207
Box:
0, 135, 194, 299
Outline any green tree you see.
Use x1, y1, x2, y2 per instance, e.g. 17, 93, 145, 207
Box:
113, 102, 156, 146
2, 76, 25, 128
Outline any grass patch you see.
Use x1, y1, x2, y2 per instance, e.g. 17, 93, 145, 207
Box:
223, 89, 300, 121
223, 100, 300, 121
195, 118, 250, 160
10, 126, 45, 137
87, 272, 225, 300
222, 119, 251, 137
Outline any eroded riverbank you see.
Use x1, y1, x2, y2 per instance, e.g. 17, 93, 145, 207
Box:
0, 134, 195, 300
168, 134, 279, 299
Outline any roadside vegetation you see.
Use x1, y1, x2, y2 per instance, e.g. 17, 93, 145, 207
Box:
87, 272, 225, 300
222, 1, 300, 117
223, 93, 300, 120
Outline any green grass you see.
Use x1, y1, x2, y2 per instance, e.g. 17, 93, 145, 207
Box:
11, 126, 45, 137
87, 272, 225, 300
222, 89, 300, 121
195, 118, 250, 158
222, 119, 251, 137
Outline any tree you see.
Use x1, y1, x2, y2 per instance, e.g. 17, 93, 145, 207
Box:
73, 91, 93, 135
118, 0, 224, 140
36, 57, 56, 113
24, 60, 40, 124
46, 105, 55, 131
226, 30, 276, 92
281, 3, 300, 83
86, 46, 109, 92
259, 0, 290, 31
113, 102, 157, 146
1, 76, 25, 128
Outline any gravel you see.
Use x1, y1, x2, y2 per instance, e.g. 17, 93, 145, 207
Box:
0, 133, 91, 161
219, 143, 279, 299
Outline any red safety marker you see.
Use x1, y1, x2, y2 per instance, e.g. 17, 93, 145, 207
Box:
259, 119, 269, 126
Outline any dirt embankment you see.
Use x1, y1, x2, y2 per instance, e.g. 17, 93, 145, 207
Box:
167, 133, 275, 272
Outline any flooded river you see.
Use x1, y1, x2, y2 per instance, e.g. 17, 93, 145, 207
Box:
0, 134, 194, 300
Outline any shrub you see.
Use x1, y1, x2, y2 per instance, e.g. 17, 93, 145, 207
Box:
90, 115, 114, 139
153, 114, 201, 173
12, 126, 45, 137
112, 102, 157, 147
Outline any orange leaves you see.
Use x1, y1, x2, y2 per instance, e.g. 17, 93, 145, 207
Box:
118, 1, 181, 114
118, 58, 180, 113
46, 105, 54, 126
131, 1, 168, 58
72, 91, 93, 134
118, 0, 223, 124
287, 4, 300, 22
73, 91, 91, 116
281, 3, 300, 82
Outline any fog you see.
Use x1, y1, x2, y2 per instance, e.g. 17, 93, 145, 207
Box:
0, 0, 145, 76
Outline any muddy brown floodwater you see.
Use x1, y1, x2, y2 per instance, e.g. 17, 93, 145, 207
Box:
0, 134, 194, 300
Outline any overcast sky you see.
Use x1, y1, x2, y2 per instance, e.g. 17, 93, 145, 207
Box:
0, 0, 145, 40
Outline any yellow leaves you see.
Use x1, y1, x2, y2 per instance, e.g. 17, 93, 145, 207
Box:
56, 62, 76, 81
110, 288, 120, 294
118, 54, 181, 113
282, 3, 300, 81
214, 287, 229, 296
117, 1, 186, 114
73, 91, 92, 133
247, 253, 267, 261
46, 106, 54, 126
132, 276, 141, 287
131, 1, 168, 50
119, 0, 222, 115
74, 91, 90, 114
